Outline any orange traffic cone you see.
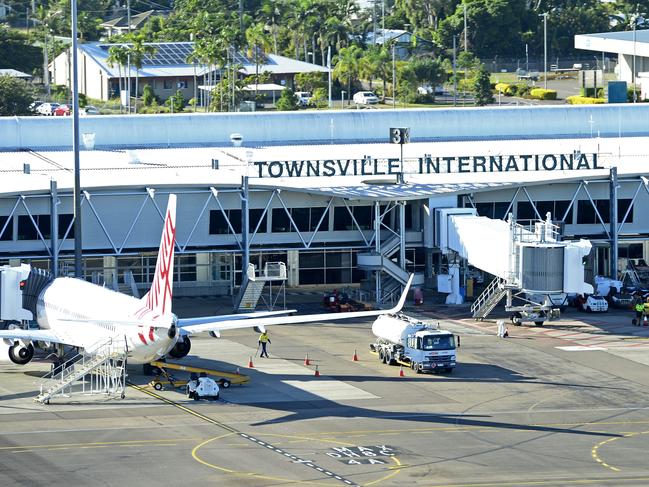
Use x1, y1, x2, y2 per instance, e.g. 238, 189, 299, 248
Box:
304, 353, 310, 366
248, 356, 254, 368
399, 365, 405, 377
352, 349, 359, 361
314, 365, 320, 377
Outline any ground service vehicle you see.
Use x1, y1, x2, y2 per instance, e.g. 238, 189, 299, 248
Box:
353, 91, 379, 104
370, 314, 457, 373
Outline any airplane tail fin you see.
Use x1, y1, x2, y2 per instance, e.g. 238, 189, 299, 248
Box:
141, 194, 176, 316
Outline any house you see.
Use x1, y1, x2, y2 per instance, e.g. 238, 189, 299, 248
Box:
0, 69, 32, 81
99, 10, 160, 38
50, 42, 329, 103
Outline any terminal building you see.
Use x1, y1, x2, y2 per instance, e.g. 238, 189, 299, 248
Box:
1, 105, 648, 303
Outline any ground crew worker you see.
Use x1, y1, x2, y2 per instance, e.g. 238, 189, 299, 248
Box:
644, 298, 649, 326
258, 331, 271, 358
634, 299, 644, 326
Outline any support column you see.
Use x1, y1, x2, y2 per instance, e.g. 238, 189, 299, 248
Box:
399, 201, 406, 269
287, 250, 299, 287
196, 253, 210, 283
50, 180, 58, 277
103, 256, 117, 290
374, 201, 381, 303
241, 176, 250, 275
610, 167, 618, 280
445, 261, 464, 304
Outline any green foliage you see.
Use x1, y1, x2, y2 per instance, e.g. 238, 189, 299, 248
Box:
295, 72, 327, 92
627, 87, 641, 102
530, 88, 557, 100
410, 56, 446, 90
275, 88, 299, 111
78, 93, 88, 108
0, 26, 42, 75
165, 89, 185, 112
51, 85, 70, 103
310, 88, 329, 109
495, 83, 512, 95
472, 65, 493, 106
0, 75, 37, 116
566, 96, 605, 105
396, 62, 419, 104
142, 84, 156, 106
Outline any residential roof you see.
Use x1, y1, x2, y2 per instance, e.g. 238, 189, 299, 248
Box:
79, 42, 329, 78
0, 69, 31, 78
100, 10, 156, 29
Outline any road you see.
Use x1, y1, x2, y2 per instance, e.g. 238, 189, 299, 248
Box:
1, 299, 649, 487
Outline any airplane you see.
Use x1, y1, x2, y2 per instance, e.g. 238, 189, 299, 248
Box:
0, 194, 413, 367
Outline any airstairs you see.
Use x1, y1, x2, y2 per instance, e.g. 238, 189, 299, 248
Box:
234, 262, 287, 312
35, 337, 128, 404
471, 277, 508, 319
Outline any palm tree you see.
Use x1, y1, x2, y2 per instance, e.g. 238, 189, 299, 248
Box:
245, 23, 272, 102
333, 45, 363, 105
107, 44, 129, 109
128, 36, 157, 113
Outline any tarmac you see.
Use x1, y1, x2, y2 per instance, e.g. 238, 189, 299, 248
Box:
2, 293, 649, 487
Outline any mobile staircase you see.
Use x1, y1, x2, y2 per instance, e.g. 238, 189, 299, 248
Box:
234, 262, 287, 312
471, 277, 508, 319
35, 336, 128, 404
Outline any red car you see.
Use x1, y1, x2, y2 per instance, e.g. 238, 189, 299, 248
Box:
53, 104, 73, 116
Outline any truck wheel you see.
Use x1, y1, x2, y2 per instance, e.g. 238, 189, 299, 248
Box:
415, 364, 422, 374
534, 321, 544, 327
220, 379, 231, 389
153, 382, 163, 391
378, 349, 385, 363
193, 394, 200, 401
510, 313, 522, 326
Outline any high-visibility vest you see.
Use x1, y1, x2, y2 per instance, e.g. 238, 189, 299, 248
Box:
259, 333, 269, 343
636, 303, 645, 313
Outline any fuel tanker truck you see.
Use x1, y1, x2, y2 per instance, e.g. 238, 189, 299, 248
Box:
370, 314, 457, 373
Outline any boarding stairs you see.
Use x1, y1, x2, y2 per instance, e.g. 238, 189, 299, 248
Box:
35, 336, 127, 404
234, 262, 287, 312
471, 277, 508, 319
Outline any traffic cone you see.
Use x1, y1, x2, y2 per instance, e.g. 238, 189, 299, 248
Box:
314, 365, 320, 377
248, 356, 254, 368
644, 316, 648, 326
352, 349, 358, 361
399, 365, 405, 377
304, 353, 310, 366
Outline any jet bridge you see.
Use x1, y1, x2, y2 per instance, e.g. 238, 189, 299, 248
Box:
435, 208, 593, 324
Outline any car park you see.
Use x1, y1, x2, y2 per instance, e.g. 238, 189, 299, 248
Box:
29, 101, 44, 113
36, 102, 59, 115
294, 92, 312, 107
353, 91, 379, 105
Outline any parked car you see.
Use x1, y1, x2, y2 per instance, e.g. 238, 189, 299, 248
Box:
353, 91, 379, 105
577, 294, 609, 313
294, 91, 312, 107
29, 100, 44, 113
36, 102, 59, 115
54, 104, 73, 116
81, 105, 100, 115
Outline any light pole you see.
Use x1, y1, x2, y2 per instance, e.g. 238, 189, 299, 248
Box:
633, 14, 637, 103
541, 12, 548, 90
392, 40, 396, 108
71, 0, 82, 278
341, 90, 346, 108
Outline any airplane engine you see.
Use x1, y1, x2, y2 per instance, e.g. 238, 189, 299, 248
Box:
1, 341, 35, 365
168, 336, 191, 359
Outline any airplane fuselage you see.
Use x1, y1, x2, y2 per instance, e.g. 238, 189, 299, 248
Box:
36, 277, 178, 364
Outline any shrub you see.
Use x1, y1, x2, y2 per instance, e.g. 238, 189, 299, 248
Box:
514, 84, 531, 96
142, 84, 156, 106
495, 82, 510, 94
566, 96, 605, 105
310, 88, 329, 109
276, 88, 299, 111
627, 87, 641, 102
530, 88, 557, 100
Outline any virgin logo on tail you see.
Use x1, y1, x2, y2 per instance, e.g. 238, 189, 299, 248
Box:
140, 195, 177, 317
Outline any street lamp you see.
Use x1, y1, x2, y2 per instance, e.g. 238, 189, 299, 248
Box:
633, 13, 638, 103
540, 12, 548, 90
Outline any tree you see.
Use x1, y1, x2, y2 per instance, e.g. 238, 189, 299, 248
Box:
333, 45, 363, 105
410, 56, 446, 98
295, 72, 327, 92
142, 84, 156, 106
107, 44, 129, 108
0, 75, 36, 116
128, 36, 157, 113
165, 89, 185, 112
246, 22, 272, 101
275, 88, 299, 110
473, 65, 493, 106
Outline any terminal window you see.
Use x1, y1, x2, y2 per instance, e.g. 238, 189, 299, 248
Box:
0, 216, 12, 241
209, 209, 242, 234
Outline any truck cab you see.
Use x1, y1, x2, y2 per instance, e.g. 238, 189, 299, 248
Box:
406, 330, 456, 373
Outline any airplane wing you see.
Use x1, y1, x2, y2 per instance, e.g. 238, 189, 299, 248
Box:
180, 275, 413, 336
177, 309, 297, 328
0, 329, 85, 348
